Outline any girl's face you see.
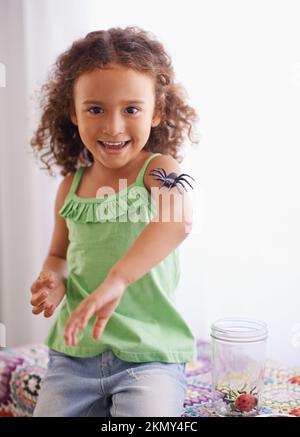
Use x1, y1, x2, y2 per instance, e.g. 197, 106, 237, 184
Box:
71, 64, 161, 170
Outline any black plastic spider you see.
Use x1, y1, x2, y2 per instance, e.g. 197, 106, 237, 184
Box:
149, 168, 195, 194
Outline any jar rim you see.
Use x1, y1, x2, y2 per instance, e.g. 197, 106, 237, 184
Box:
210, 317, 268, 343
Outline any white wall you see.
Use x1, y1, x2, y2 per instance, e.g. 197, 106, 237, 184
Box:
0, 0, 299, 365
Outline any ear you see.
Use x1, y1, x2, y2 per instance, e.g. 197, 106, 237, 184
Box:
70, 100, 78, 125
151, 95, 165, 128
151, 112, 161, 128
70, 112, 78, 126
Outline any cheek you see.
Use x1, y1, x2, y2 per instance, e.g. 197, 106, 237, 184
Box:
134, 117, 152, 135
78, 118, 97, 137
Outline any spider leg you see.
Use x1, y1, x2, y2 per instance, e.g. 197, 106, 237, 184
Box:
150, 175, 165, 183
158, 180, 169, 190
155, 168, 168, 178
176, 184, 184, 194
178, 173, 195, 181
149, 169, 166, 179
176, 177, 194, 189
167, 181, 184, 194
176, 180, 188, 192
149, 169, 164, 177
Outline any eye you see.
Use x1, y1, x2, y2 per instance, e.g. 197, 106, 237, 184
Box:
88, 106, 103, 114
87, 106, 139, 115
126, 106, 139, 114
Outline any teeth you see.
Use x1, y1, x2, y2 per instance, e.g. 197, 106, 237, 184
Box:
101, 141, 126, 146
99, 140, 130, 150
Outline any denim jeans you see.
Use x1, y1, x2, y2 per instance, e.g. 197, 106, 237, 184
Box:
33, 348, 187, 417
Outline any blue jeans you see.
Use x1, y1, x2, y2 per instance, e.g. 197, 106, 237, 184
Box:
33, 348, 187, 417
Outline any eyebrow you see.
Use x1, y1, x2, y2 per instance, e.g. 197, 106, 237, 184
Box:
82, 99, 145, 105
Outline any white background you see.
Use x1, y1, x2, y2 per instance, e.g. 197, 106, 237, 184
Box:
0, 0, 299, 365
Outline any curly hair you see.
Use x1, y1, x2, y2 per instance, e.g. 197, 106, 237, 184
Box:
31, 26, 199, 176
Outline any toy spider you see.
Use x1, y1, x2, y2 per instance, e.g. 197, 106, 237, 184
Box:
149, 168, 195, 193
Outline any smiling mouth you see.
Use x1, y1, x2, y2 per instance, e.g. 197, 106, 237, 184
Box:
97, 140, 131, 149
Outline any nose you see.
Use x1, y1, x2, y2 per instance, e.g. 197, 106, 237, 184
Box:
101, 113, 125, 136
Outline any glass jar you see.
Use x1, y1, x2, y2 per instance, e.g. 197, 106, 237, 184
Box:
210, 317, 268, 416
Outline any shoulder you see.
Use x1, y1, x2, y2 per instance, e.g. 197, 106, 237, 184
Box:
55, 172, 76, 210
144, 153, 193, 229
144, 154, 182, 191
58, 172, 75, 195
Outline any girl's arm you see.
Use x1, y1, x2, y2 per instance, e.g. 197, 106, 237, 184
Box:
42, 174, 73, 279
109, 154, 193, 286
30, 174, 73, 316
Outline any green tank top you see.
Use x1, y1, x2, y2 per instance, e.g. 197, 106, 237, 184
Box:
45, 152, 197, 363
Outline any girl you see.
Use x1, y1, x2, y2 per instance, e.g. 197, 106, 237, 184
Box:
30, 26, 199, 417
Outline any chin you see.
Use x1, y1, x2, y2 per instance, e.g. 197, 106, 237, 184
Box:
93, 154, 129, 169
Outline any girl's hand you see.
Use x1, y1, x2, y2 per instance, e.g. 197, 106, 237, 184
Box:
64, 274, 126, 347
30, 270, 66, 318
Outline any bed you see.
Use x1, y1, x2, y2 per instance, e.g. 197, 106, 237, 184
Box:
0, 340, 299, 417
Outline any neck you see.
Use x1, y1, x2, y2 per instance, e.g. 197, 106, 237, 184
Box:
89, 151, 147, 181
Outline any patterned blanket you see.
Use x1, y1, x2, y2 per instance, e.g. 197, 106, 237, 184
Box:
0, 340, 299, 417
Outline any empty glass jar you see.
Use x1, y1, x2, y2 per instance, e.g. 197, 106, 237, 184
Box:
210, 317, 268, 416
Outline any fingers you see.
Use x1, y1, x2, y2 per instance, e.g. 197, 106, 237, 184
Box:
92, 317, 108, 339
30, 289, 49, 307
64, 319, 81, 347
32, 301, 48, 315
71, 322, 80, 347
64, 301, 96, 347
43, 304, 55, 318
31, 273, 55, 294
30, 271, 56, 317
79, 305, 96, 331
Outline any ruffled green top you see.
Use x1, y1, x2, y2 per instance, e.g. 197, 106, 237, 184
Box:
45, 153, 197, 363
59, 168, 157, 224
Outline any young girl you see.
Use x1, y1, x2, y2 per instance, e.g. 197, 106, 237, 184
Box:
30, 26, 199, 417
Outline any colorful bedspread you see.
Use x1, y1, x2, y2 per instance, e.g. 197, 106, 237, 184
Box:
184, 340, 300, 417
0, 340, 299, 417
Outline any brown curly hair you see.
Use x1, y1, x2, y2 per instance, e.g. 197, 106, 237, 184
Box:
31, 26, 199, 176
